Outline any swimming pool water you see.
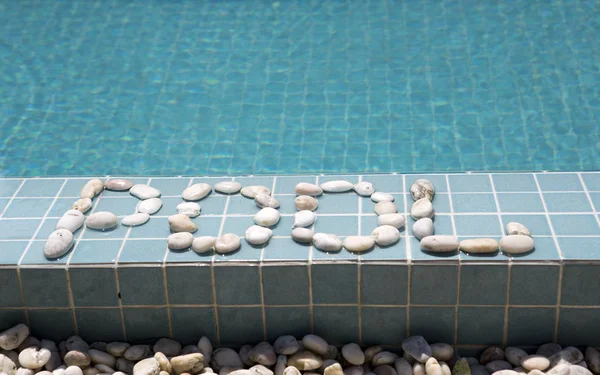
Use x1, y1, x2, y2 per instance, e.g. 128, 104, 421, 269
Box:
0, 0, 598, 177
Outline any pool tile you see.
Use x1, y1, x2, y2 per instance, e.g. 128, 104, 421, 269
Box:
265, 307, 311, 342
69, 239, 122, 264
222, 216, 256, 236
500, 214, 551, 235
47, 198, 78, 217
558, 237, 600, 260
537, 173, 583, 191
558, 308, 600, 346
510, 237, 560, 261
582, 173, 600, 191
0, 309, 27, 332
312, 247, 360, 261
149, 178, 193, 196
316, 194, 359, 214
432, 193, 451, 213
2, 198, 54, 218
20, 268, 69, 307
361, 264, 408, 305
410, 265, 457, 305
0, 219, 41, 239
457, 307, 505, 345
170, 307, 217, 345
451, 194, 497, 213
313, 306, 359, 345
262, 265, 309, 305
81, 222, 129, 240
123, 307, 170, 342
60, 179, 98, 197
492, 173, 538, 192
510, 265, 560, 305
35, 218, 84, 240
561, 264, 600, 306
0, 241, 29, 264
360, 239, 407, 261
459, 264, 507, 305
275, 176, 316, 194
166, 265, 213, 305
409, 307, 455, 343
197, 196, 227, 215
218, 307, 264, 346
0, 179, 23, 197
312, 264, 357, 304
233, 176, 275, 189
76, 308, 124, 342
454, 215, 503, 236
118, 240, 166, 263
361, 307, 407, 346
543, 193, 593, 212
269, 215, 294, 237
94, 197, 138, 216
214, 266, 261, 305
0, 199, 8, 215
128, 218, 171, 239
507, 308, 556, 346
28, 309, 75, 342
407, 175, 448, 192
362, 174, 404, 193
590, 193, 600, 211
496, 193, 544, 212
190, 216, 222, 237
166, 248, 213, 263
0, 269, 23, 307
362, 194, 405, 215
313, 215, 359, 236
20, 240, 69, 265
262, 238, 309, 261
213, 241, 262, 262
448, 174, 492, 193
550, 214, 600, 235
273, 195, 298, 214
17, 179, 64, 197
70, 268, 119, 307
118, 267, 166, 305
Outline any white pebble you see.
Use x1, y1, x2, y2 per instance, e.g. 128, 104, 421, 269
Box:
80, 179, 104, 199
505, 222, 532, 237
215, 234, 241, 254
320, 180, 354, 193
375, 201, 397, 215
343, 236, 375, 253
167, 232, 194, 250
106, 342, 130, 357
132, 357, 159, 375
192, 237, 217, 254
410, 198, 434, 220
291, 228, 314, 244
371, 192, 394, 203
499, 235, 534, 254
295, 196, 318, 211
177, 202, 201, 217
520, 355, 550, 371
85, 212, 118, 230
410, 179, 435, 201
129, 184, 161, 200
254, 207, 281, 227
104, 179, 132, 191
19, 347, 51, 369
312, 233, 343, 252
136, 198, 163, 215
56, 210, 85, 232
241, 186, 271, 199
0, 325, 29, 350
121, 213, 150, 227
371, 225, 401, 246
245, 226, 273, 245
459, 238, 499, 254
44, 229, 74, 259
255, 194, 280, 209
377, 214, 405, 229
71, 198, 92, 213
420, 235, 459, 252
353, 181, 375, 196
168, 214, 198, 233
293, 210, 316, 228
412, 218, 434, 240
214, 181, 242, 195
182, 183, 212, 201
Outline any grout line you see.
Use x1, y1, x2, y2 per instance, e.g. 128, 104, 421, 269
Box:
259, 176, 279, 341
403, 174, 412, 336
308, 175, 320, 333
357, 175, 363, 345
0, 179, 27, 218
577, 173, 600, 230
445, 174, 460, 346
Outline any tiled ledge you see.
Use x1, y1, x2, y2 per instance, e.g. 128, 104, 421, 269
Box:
0, 172, 599, 348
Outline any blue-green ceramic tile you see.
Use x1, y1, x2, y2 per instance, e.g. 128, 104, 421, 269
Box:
213, 241, 262, 262
543, 193, 592, 212
558, 308, 600, 346
222, 216, 257, 235
0, 219, 41, 239
362, 194, 405, 215
99, 178, 148, 197
589, 193, 600, 211
265, 307, 311, 342
500, 214, 551, 235
214, 266, 261, 305
234, 176, 275, 188
412, 237, 459, 260
263, 237, 309, 261
35, 218, 83, 239
0, 179, 23, 197
407, 175, 448, 192
119, 240, 165, 263
460, 265, 507, 305
269, 216, 294, 237
166, 248, 213, 263
198, 196, 227, 215
537, 173, 582, 191
47, 198, 78, 217
166, 266, 213, 305
312, 264, 357, 304
454, 215, 503, 236
457, 307, 505, 345
492, 174, 538, 192
94, 198, 138, 216
561, 264, 600, 305
319, 175, 359, 184
119, 267, 166, 305
81, 221, 128, 239
312, 246, 359, 261
411, 265, 457, 305
558, 237, 600, 260
0, 269, 23, 307
432, 193, 451, 213
70, 268, 118, 306
262, 265, 309, 305
410, 307, 455, 343
316, 194, 359, 214
361, 265, 408, 305
510, 265, 559, 305
0, 241, 29, 264
159, 197, 183, 214
510, 237, 560, 260
123, 307, 170, 342
149, 178, 193, 196
275, 176, 316, 194
273, 195, 297, 215
218, 307, 264, 346
171, 307, 217, 344
451, 194, 497, 213
20, 268, 69, 307
59, 179, 98, 197
190, 216, 222, 237
0, 199, 9, 215
361, 215, 394, 235
582, 174, 600, 191
21, 240, 69, 265
360, 239, 407, 261
314, 215, 359, 236
363, 174, 404, 192
69, 239, 122, 264
362, 307, 407, 345
17, 179, 65, 197
448, 174, 492, 193
76, 308, 124, 342
128, 218, 171, 239
507, 308, 556, 346
550, 214, 600, 235
496, 193, 545, 212
313, 306, 359, 345
0, 309, 27, 331
28, 309, 75, 342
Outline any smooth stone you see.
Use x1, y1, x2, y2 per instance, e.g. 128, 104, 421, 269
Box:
394, 359, 413, 375
371, 225, 401, 246
122, 213, 150, 227
283, 368, 301, 375
201, 368, 214, 374
249, 342, 276, 366
325, 345, 337, 360
287, 352, 323, 371
577, 361, 589, 369
210, 349, 243, 371
64, 351, 91, 367
214, 181, 242, 195
410, 179, 435, 201
0, 354, 16, 375
420, 235, 459, 252
486, 360, 512, 373
17, 369, 34, 375
168, 232, 194, 250
295, 196, 318, 211
250, 365, 274, 375
320, 180, 354, 193
324, 363, 343, 375
133, 358, 160, 375
254, 207, 281, 227
56, 210, 85, 232
378, 214, 405, 229
65, 368, 83, 375
505, 222, 532, 237
365, 347, 383, 364
302, 335, 328, 356
489, 371, 518, 375
44, 229, 74, 259
104, 179, 132, 191
430, 344, 453, 362
375, 201, 397, 215
538, 344, 562, 358
88, 349, 116, 367
81, 179, 104, 199
402, 336, 431, 364
469, 366, 487, 375
343, 236, 375, 252
344, 366, 363, 375
295, 183, 323, 196
402, 352, 415, 365
414, 364, 425, 375
255, 194, 280, 209
65, 336, 89, 352
130, 185, 161, 200
137, 198, 163, 215
585, 347, 600, 374
94, 364, 115, 373
90, 341, 107, 351
451, 359, 470, 375
245, 226, 273, 246
373, 352, 399, 366
168, 214, 198, 233
71, 198, 92, 213
374, 365, 396, 375
505, 348, 528, 367
547, 364, 570, 375
182, 183, 212, 201
85, 212, 118, 230
293, 211, 316, 228
550, 347, 584, 367
241, 186, 271, 199
480, 347, 505, 365
570, 366, 593, 375
275, 356, 287, 375
425, 358, 442, 375
171, 354, 205, 374
354, 181, 375, 197
182, 346, 200, 355
198, 337, 213, 364
175, 202, 201, 218
192, 237, 217, 254
215, 234, 241, 254
500, 235, 534, 254
411, 198, 434, 220
312, 233, 343, 252
83, 368, 100, 375
440, 362, 451, 375
124, 345, 152, 361
520, 355, 550, 371
117, 358, 135, 373
513, 368, 527, 375
371, 192, 394, 203
459, 238, 499, 254
342, 344, 365, 366
291, 228, 314, 244
239, 344, 254, 367
46, 352, 61, 371
273, 336, 298, 356
18, 348, 51, 369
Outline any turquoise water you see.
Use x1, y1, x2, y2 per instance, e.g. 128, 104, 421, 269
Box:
0, 0, 598, 177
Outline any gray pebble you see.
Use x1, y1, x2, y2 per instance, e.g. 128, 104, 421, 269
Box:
402, 336, 431, 364
505, 347, 528, 367
485, 360, 511, 373
273, 336, 298, 356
